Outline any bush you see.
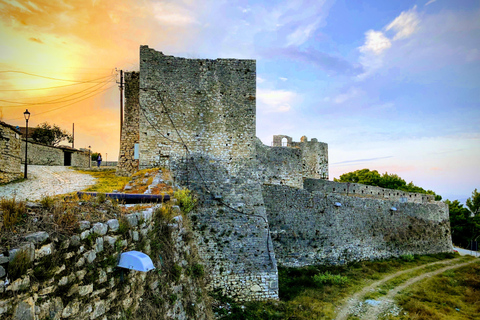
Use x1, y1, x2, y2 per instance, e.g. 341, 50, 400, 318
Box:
40, 195, 55, 209
174, 188, 197, 214
0, 197, 25, 230
313, 272, 349, 286
400, 254, 415, 262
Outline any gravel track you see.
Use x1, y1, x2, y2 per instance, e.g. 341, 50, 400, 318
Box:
0, 166, 96, 201
335, 257, 477, 320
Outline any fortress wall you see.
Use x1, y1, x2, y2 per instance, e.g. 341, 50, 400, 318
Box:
139, 45, 256, 169
304, 179, 435, 203
263, 184, 452, 267
116, 72, 140, 176
255, 138, 304, 188
0, 122, 22, 184
138, 46, 277, 301
291, 139, 328, 180
175, 156, 278, 301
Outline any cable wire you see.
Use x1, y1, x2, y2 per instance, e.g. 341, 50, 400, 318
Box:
0, 71, 115, 83
5, 84, 115, 120
0, 76, 116, 107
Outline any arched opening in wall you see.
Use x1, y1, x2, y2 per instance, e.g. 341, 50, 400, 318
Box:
281, 137, 287, 146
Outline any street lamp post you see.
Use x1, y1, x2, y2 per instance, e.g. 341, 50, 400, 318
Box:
23, 109, 30, 179
88, 146, 91, 168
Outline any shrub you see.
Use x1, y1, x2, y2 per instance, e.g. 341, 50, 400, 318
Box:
174, 188, 197, 214
400, 254, 415, 262
313, 272, 349, 286
0, 197, 25, 230
52, 202, 78, 234
40, 195, 55, 209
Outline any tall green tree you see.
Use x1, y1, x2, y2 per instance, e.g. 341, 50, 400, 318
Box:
30, 122, 73, 146
446, 189, 480, 249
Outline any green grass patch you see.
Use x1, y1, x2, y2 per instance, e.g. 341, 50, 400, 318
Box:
396, 260, 480, 320
215, 252, 463, 320
75, 168, 131, 193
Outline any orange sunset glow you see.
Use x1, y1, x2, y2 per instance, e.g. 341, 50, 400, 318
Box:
0, 0, 201, 159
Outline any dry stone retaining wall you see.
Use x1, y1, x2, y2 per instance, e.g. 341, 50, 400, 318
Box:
0, 122, 22, 184
0, 205, 210, 320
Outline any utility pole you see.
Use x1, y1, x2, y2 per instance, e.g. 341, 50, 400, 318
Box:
119, 70, 124, 139
72, 123, 74, 148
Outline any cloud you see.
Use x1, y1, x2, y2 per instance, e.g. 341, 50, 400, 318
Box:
279, 77, 288, 81
425, 0, 437, 6
28, 37, 43, 44
333, 87, 362, 104
385, 6, 420, 40
286, 19, 321, 46
359, 30, 391, 55
256, 76, 266, 83
152, 2, 198, 26
257, 88, 297, 113
275, 46, 363, 75
331, 156, 393, 166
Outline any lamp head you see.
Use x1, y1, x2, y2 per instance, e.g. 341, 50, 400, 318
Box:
23, 109, 31, 121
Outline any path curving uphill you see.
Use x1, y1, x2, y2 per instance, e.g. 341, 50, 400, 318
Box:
0, 166, 96, 201
335, 257, 478, 320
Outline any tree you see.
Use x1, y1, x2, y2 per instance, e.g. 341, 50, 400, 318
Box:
466, 188, 480, 217
446, 199, 473, 248
334, 168, 441, 200
447, 189, 480, 249
30, 122, 73, 146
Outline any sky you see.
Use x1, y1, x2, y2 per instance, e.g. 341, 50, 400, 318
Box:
0, 0, 478, 202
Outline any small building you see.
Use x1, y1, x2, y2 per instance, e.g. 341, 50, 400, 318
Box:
0, 121, 22, 184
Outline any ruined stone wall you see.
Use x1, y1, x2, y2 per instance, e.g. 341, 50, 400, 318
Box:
138, 45, 256, 169
71, 151, 90, 168
270, 135, 329, 184
291, 138, 328, 180
0, 122, 22, 184
137, 46, 278, 301
0, 206, 210, 320
116, 72, 140, 176
263, 184, 452, 267
255, 138, 303, 188
304, 179, 435, 203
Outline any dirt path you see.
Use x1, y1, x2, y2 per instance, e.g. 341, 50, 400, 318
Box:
335, 258, 477, 320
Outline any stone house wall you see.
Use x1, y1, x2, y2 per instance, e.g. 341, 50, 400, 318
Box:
0, 205, 210, 319
21, 141, 89, 167
263, 184, 452, 267
0, 122, 22, 184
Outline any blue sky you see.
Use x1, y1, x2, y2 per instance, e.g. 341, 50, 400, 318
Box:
0, 0, 478, 201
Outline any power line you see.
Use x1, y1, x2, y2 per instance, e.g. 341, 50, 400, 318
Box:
4, 84, 116, 120
0, 76, 115, 107
0, 70, 114, 83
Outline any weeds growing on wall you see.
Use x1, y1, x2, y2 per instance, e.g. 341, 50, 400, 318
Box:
174, 188, 197, 213
0, 197, 25, 230
9, 249, 31, 279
